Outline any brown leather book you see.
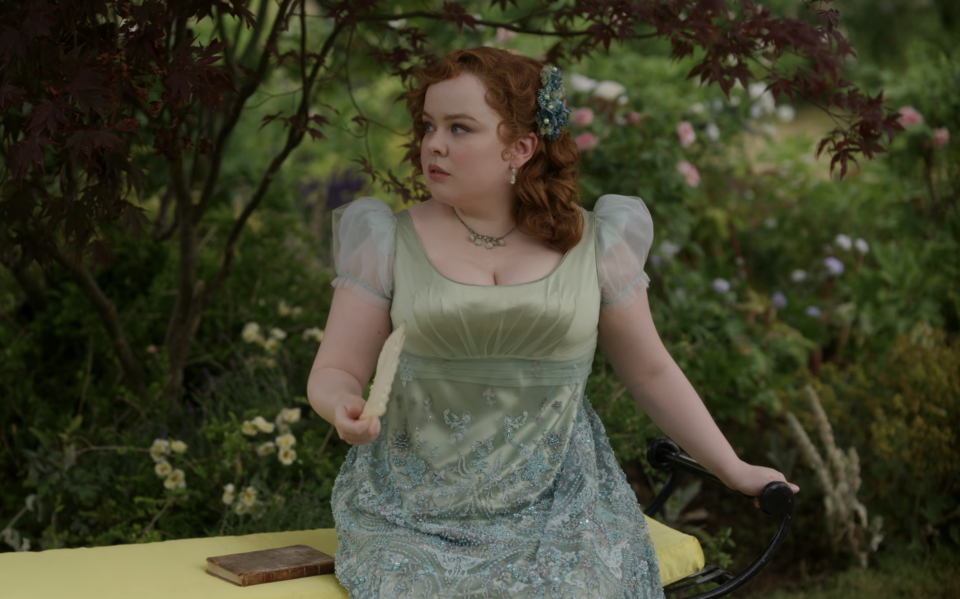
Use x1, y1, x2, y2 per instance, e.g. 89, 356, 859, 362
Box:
205, 544, 336, 587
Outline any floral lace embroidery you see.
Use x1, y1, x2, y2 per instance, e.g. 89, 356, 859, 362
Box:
444, 409, 473, 443
422, 394, 436, 421
399, 358, 414, 387
483, 387, 496, 406
501, 411, 529, 447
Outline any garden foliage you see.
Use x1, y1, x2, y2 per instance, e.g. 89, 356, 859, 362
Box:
1, 0, 957, 587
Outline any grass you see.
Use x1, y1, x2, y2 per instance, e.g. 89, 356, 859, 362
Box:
757, 548, 959, 599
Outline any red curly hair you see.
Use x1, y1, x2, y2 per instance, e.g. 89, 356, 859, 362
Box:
405, 47, 584, 252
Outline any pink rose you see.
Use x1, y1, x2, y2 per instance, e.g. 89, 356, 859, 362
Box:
676, 160, 700, 188
933, 127, 949, 149
575, 132, 598, 151
572, 107, 594, 127
626, 111, 642, 125
677, 121, 696, 148
898, 106, 924, 128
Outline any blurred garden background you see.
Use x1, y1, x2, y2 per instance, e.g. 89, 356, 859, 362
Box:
1, 0, 957, 596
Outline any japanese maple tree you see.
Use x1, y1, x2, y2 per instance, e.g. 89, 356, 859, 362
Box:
0, 0, 901, 402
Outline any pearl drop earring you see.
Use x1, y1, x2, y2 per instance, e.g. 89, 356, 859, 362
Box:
510, 167, 518, 185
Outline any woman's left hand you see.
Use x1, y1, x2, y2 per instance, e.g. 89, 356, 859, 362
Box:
722, 461, 800, 507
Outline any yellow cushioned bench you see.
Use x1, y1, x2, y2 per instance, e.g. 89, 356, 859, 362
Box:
0, 520, 702, 598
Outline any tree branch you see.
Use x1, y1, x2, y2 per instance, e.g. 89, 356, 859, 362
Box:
45, 243, 148, 401
192, 0, 297, 226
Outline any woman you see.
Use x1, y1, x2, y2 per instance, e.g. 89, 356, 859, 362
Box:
307, 47, 798, 599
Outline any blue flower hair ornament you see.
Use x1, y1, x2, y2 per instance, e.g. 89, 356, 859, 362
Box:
536, 65, 570, 141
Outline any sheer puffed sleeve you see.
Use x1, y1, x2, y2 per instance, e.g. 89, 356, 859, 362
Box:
330, 197, 397, 307
595, 194, 655, 309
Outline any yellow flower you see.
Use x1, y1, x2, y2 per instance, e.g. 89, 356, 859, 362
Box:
263, 338, 280, 353
149, 439, 170, 462
278, 300, 291, 317
252, 416, 275, 433
269, 327, 287, 340
164, 468, 186, 490
240, 486, 257, 506
241, 420, 258, 436
170, 440, 187, 454
301, 327, 324, 343
234, 501, 249, 515
275, 432, 297, 449
241, 322, 261, 343
278, 447, 297, 466
278, 407, 301, 424
154, 459, 172, 477
256, 441, 276, 456
222, 484, 235, 505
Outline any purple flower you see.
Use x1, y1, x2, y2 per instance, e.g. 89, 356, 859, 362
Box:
326, 169, 366, 209
824, 257, 845, 276
771, 291, 788, 309
805, 306, 822, 318
712, 278, 731, 293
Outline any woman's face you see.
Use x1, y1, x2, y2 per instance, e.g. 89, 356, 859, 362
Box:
420, 73, 513, 208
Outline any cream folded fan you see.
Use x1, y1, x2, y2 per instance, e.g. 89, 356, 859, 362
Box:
359, 322, 406, 420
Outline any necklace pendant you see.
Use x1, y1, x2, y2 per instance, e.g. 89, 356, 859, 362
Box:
469, 233, 476, 242
498, 239, 506, 246
485, 241, 494, 249
474, 238, 482, 246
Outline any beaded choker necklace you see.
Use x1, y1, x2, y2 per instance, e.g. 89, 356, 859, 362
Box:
454, 208, 517, 249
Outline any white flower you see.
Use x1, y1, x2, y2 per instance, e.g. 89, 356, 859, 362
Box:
222, 484, 235, 505
278, 300, 291, 316
688, 102, 705, 115
824, 257, 845, 276
855, 238, 869, 254
764, 217, 778, 229
252, 416, 275, 433
835, 234, 852, 250
278, 407, 301, 424
278, 447, 297, 466
712, 278, 731, 293
19, 538, 30, 552
302, 327, 324, 343
240, 486, 257, 507
790, 269, 807, 283
164, 469, 186, 490
593, 80, 626, 102
291, 306, 303, 318
729, 95, 741, 106
705, 122, 720, 142
658, 241, 681, 259
234, 501, 249, 515
776, 105, 796, 123
241, 322, 261, 343
169, 440, 187, 454
263, 338, 280, 353
387, 18, 406, 28
150, 439, 170, 455
256, 441, 277, 456
275, 432, 297, 449
569, 73, 598, 93
154, 459, 172, 477
241, 420, 258, 436
748, 82, 768, 100
269, 327, 287, 340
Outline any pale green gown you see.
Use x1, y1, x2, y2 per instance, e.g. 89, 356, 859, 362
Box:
329, 195, 663, 599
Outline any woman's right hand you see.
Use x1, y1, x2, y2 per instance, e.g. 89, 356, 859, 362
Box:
333, 395, 382, 445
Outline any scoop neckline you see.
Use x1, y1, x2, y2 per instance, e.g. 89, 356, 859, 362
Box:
398, 210, 576, 288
